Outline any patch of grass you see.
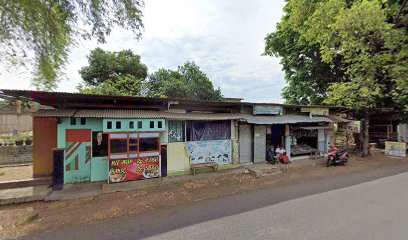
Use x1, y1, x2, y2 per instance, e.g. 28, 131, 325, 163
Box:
22, 214, 40, 225
0, 172, 5, 176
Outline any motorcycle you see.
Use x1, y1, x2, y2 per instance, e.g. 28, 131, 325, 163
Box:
326, 146, 349, 167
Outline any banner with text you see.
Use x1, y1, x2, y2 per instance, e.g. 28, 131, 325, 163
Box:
108, 156, 160, 183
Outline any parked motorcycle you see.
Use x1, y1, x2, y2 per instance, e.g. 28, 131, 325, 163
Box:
326, 146, 349, 167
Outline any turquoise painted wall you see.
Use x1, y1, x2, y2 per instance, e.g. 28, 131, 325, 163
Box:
91, 156, 109, 181
58, 118, 106, 183
58, 118, 167, 184
102, 118, 165, 132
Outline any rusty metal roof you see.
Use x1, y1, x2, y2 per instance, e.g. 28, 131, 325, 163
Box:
242, 114, 332, 124
33, 109, 77, 118
0, 89, 347, 110
34, 109, 242, 120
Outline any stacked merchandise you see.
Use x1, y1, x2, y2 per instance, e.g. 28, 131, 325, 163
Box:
291, 144, 316, 155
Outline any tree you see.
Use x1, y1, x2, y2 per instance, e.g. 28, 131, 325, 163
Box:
265, 0, 408, 156
146, 61, 223, 101
77, 75, 144, 97
79, 48, 148, 86
0, 0, 144, 90
264, 27, 345, 105
77, 48, 148, 97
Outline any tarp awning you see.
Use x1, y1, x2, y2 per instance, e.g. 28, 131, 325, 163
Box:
33, 109, 242, 120
242, 114, 332, 124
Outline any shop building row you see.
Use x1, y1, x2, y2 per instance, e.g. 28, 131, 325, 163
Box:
0, 90, 356, 186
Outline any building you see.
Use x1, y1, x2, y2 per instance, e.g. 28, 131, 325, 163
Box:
0, 90, 348, 187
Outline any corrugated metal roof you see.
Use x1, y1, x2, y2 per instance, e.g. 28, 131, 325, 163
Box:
33, 109, 77, 117
0, 89, 347, 109
242, 114, 332, 124
34, 109, 241, 120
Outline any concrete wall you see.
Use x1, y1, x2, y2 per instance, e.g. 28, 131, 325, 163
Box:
318, 129, 325, 152
0, 145, 32, 165
0, 114, 32, 134
167, 142, 189, 172
398, 124, 407, 142
239, 124, 253, 163
33, 117, 57, 177
253, 125, 266, 163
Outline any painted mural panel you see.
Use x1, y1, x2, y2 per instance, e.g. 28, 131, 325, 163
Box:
108, 156, 160, 183
64, 129, 92, 183
186, 140, 231, 165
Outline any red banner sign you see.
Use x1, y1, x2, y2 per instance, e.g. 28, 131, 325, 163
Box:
108, 156, 160, 183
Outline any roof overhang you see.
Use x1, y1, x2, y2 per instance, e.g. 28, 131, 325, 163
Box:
34, 109, 242, 120
328, 115, 351, 123
300, 126, 333, 130
242, 114, 332, 124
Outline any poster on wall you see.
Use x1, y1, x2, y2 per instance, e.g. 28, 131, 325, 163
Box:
186, 140, 231, 165
108, 156, 160, 183
347, 121, 361, 133
385, 141, 406, 157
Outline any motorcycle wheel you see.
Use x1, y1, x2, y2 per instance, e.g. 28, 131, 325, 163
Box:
326, 158, 331, 167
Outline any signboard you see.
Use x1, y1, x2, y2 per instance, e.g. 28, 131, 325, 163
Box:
347, 121, 361, 133
301, 108, 329, 117
186, 140, 231, 165
108, 156, 160, 183
385, 141, 406, 157
253, 106, 282, 115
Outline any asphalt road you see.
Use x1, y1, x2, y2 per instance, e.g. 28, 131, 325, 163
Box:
25, 163, 408, 240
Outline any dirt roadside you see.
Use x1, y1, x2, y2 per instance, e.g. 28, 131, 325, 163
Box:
0, 151, 407, 239
0, 165, 32, 182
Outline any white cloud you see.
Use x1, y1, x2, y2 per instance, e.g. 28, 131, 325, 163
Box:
0, 0, 286, 103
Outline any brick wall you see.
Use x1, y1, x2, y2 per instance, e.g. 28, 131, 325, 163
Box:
0, 145, 32, 165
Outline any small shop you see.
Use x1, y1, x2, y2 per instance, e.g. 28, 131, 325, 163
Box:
289, 108, 332, 157
289, 125, 330, 157
242, 106, 332, 161
58, 116, 166, 184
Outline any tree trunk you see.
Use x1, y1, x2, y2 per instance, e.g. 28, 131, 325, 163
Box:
361, 109, 371, 157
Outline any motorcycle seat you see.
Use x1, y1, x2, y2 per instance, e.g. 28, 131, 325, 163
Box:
336, 150, 347, 156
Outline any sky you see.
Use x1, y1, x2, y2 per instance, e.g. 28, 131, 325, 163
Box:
0, 0, 286, 103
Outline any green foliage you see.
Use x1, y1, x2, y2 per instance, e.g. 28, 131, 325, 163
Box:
147, 61, 223, 101
78, 49, 223, 100
0, 0, 144, 90
264, 0, 345, 105
77, 75, 144, 97
79, 48, 148, 86
265, 0, 408, 114
77, 48, 147, 96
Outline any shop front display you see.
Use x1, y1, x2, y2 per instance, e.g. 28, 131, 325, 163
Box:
108, 132, 161, 183
291, 128, 318, 156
